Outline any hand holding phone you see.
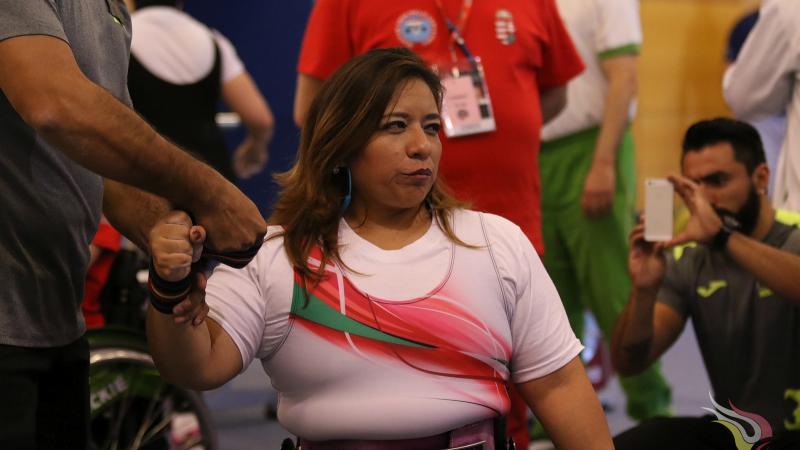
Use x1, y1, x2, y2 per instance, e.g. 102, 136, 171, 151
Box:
644, 178, 674, 242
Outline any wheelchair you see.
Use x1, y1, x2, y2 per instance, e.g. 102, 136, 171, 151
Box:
87, 249, 218, 450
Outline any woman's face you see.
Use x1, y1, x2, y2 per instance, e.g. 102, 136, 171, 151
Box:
349, 78, 442, 215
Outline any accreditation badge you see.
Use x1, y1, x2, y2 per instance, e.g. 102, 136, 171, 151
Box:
434, 56, 496, 138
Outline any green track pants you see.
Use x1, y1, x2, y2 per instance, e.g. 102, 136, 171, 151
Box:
540, 127, 671, 420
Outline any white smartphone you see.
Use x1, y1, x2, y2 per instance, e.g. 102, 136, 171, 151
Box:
644, 178, 674, 242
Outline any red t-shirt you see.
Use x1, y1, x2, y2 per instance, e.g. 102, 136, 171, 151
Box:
298, 0, 584, 253
81, 222, 122, 329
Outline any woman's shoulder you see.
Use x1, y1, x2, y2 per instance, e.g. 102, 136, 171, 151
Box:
450, 209, 524, 237
264, 225, 287, 245
251, 225, 289, 264
445, 209, 527, 252
265, 224, 286, 237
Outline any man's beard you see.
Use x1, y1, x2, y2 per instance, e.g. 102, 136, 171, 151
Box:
715, 185, 761, 236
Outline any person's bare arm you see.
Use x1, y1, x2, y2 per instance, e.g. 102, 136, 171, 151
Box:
0, 36, 209, 206
611, 222, 686, 376
667, 174, 800, 305
539, 86, 567, 124
145, 212, 243, 389
148, 301, 243, 390
293, 73, 324, 127
517, 357, 613, 450
0, 35, 266, 251
102, 179, 170, 252
222, 72, 275, 179
611, 288, 685, 376
582, 54, 638, 218
724, 233, 800, 305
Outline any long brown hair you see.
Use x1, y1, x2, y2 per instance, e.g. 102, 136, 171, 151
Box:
270, 47, 469, 282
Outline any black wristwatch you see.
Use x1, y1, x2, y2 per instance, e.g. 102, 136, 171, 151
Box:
711, 211, 741, 251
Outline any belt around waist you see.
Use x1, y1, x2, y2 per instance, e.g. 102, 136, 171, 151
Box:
295, 418, 511, 450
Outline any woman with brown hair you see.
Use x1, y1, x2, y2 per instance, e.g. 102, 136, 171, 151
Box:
145, 48, 613, 450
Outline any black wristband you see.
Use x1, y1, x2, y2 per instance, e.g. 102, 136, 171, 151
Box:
711, 226, 733, 251
711, 211, 741, 252
148, 293, 182, 314
148, 262, 192, 315
203, 241, 263, 269
145, 231, 263, 315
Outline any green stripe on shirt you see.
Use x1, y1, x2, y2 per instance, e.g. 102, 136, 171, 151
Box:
598, 43, 641, 60
776, 209, 800, 226
291, 283, 434, 349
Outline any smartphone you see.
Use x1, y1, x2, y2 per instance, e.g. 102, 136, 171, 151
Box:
644, 178, 674, 242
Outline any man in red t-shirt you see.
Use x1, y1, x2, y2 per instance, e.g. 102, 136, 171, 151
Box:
294, 1, 585, 446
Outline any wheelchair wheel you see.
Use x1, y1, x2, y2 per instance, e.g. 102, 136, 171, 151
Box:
88, 328, 218, 450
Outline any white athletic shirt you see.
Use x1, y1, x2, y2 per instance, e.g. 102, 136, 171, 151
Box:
724, 0, 800, 210
130, 6, 244, 85
206, 210, 582, 440
541, 0, 642, 141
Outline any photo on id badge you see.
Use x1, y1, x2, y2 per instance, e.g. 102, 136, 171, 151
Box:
436, 57, 496, 138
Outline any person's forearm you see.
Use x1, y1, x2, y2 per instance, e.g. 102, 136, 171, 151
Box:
146, 308, 219, 390
293, 73, 324, 127
0, 35, 219, 210
611, 287, 658, 375
35, 81, 221, 212
2, 35, 266, 253
243, 103, 274, 145
244, 127, 272, 149
222, 71, 274, 143
727, 232, 800, 305
519, 358, 614, 450
593, 68, 636, 166
102, 180, 170, 252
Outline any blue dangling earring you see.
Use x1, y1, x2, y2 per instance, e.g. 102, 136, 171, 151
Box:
333, 166, 352, 214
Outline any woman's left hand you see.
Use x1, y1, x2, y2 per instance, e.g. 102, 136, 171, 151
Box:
171, 272, 210, 326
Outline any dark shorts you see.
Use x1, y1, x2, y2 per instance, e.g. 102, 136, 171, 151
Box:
0, 336, 89, 450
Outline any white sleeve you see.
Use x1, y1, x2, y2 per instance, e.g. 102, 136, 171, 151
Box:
206, 237, 293, 372
211, 29, 245, 83
723, 0, 799, 120
595, 0, 642, 56
483, 216, 583, 384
